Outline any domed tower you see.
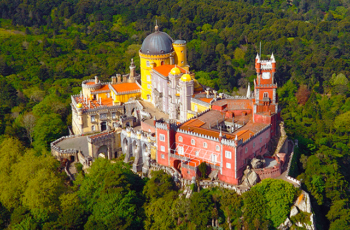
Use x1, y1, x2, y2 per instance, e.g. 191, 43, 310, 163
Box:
179, 73, 193, 121
139, 24, 174, 100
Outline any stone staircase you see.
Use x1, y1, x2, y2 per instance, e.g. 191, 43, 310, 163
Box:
274, 122, 287, 156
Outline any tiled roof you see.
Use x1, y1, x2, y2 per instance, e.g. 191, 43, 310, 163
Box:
111, 82, 141, 93
212, 99, 253, 110
152, 64, 187, 77
91, 84, 110, 92
73, 96, 114, 109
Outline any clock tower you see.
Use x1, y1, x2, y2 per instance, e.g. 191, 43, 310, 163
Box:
253, 53, 279, 136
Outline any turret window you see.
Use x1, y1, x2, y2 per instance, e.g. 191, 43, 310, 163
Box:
147, 75, 151, 81
159, 134, 165, 142
263, 92, 269, 98
146, 61, 150, 67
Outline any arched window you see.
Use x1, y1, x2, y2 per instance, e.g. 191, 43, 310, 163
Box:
178, 136, 183, 142
263, 92, 268, 98
216, 145, 220, 151
191, 139, 195, 145
203, 142, 207, 148
146, 61, 150, 67
245, 147, 248, 153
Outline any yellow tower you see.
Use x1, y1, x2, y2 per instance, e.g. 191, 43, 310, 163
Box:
173, 40, 189, 72
139, 25, 174, 100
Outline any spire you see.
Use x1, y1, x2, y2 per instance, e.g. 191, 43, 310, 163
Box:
271, 53, 276, 63
246, 83, 251, 98
155, 20, 159, 32
130, 58, 135, 67
219, 127, 223, 137
256, 53, 261, 63
235, 135, 238, 141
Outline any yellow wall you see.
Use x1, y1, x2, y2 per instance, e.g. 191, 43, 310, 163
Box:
173, 43, 187, 68
97, 93, 108, 99
187, 113, 195, 119
191, 102, 210, 113
111, 91, 140, 103
139, 52, 171, 100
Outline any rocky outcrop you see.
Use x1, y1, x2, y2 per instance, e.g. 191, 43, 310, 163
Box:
241, 166, 259, 187
251, 158, 265, 169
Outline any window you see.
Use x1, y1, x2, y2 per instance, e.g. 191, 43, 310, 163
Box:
263, 92, 269, 98
159, 134, 165, 142
181, 61, 184, 64
161, 146, 165, 152
211, 154, 217, 163
147, 75, 151, 81
181, 50, 183, 53
100, 113, 107, 119
253, 142, 256, 148
260, 137, 262, 143
191, 139, 195, 145
146, 61, 150, 67
266, 133, 268, 138
225, 151, 231, 159
147, 84, 151, 89
112, 112, 116, 119
245, 147, 248, 153
226, 163, 231, 169
194, 105, 198, 112
113, 122, 118, 128
216, 145, 220, 151
178, 146, 184, 155
91, 125, 95, 131
161, 154, 165, 159
203, 142, 207, 148
195, 151, 199, 156
91, 115, 95, 122
178, 136, 183, 142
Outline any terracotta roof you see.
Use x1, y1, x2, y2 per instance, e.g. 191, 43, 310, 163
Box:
212, 99, 253, 110
198, 97, 213, 103
152, 65, 187, 77
73, 96, 114, 109
111, 82, 141, 93
86, 82, 96, 85
91, 84, 110, 92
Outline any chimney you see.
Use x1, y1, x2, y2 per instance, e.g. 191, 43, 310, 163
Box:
117, 74, 121, 83
205, 88, 210, 98
213, 90, 217, 99
129, 58, 136, 83
111, 76, 117, 84
95, 76, 99, 84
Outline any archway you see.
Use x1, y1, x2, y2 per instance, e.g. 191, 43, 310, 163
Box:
132, 140, 139, 155
161, 61, 164, 65
123, 138, 128, 153
97, 145, 108, 158
101, 121, 107, 131
173, 160, 181, 172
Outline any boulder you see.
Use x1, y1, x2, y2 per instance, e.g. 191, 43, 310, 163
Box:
251, 158, 265, 169
277, 217, 292, 230
290, 206, 299, 218
242, 166, 259, 187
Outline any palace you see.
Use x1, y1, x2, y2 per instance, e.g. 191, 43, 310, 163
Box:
51, 25, 287, 185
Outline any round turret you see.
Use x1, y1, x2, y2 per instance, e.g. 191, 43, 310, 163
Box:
180, 73, 192, 82
140, 26, 173, 55
170, 67, 181, 75
77, 103, 83, 109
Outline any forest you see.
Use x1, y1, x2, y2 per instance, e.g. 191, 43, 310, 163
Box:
0, 0, 350, 229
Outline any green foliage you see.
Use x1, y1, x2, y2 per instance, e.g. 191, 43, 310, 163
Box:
143, 170, 176, 201
197, 162, 207, 179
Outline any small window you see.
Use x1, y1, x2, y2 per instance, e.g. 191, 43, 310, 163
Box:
266, 133, 268, 138
161, 154, 165, 159
100, 113, 107, 119
91, 115, 95, 122
203, 142, 207, 148
181, 50, 183, 53
216, 145, 220, 151
147, 75, 151, 81
113, 122, 118, 128
147, 84, 151, 89
112, 112, 116, 119
161, 146, 165, 152
226, 163, 231, 169
263, 92, 269, 98
181, 61, 184, 64
91, 125, 95, 131
253, 142, 256, 148
159, 134, 165, 142
225, 151, 231, 159
191, 139, 195, 145
194, 105, 198, 112
178, 136, 183, 142
260, 137, 262, 143
146, 61, 150, 67
195, 151, 199, 156
245, 147, 248, 153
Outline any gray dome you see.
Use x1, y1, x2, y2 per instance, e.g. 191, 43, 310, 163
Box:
140, 31, 173, 55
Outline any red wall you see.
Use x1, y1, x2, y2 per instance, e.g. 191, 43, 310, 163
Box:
181, 167, 196, 180
156, 128, 169, 166
220, 144, 237, 184
141, 121, 156, 133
